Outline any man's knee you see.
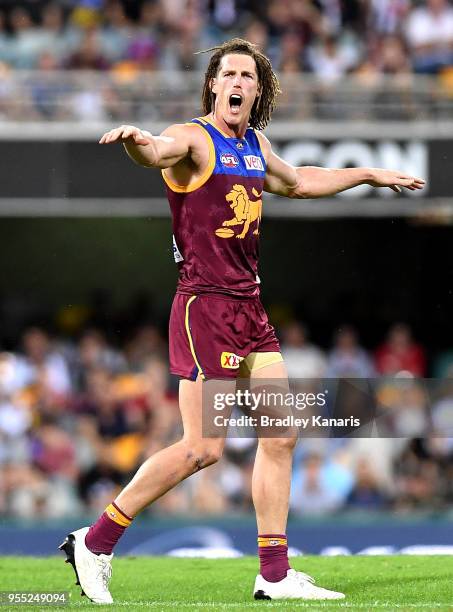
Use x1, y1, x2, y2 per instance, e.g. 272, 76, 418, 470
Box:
259, 433, 298, 455
182, 439, 224, 472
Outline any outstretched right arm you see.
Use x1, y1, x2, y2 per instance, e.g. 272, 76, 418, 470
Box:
99, 124, 192, 169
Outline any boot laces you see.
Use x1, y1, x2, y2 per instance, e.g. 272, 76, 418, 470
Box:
288, 569, 316, 585
95, 557, 112, 591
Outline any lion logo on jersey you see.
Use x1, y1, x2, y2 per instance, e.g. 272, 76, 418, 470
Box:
215, 184, 262, 240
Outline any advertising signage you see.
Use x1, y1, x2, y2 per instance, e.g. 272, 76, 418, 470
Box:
0, 133, 450, 216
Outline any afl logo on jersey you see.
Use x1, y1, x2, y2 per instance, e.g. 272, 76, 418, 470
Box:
220, 153, 239, 168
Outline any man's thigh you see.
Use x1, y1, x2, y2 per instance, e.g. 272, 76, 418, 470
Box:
179, 376, 235, 444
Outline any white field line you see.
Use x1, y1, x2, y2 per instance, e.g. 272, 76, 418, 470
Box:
67, 602, 452, 609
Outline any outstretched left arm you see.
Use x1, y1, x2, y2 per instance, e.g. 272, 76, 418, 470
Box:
257, 132, 425, 198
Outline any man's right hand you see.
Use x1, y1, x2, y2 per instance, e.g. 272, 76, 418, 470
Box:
99, 125, 154, 146
99, 122, 200, 170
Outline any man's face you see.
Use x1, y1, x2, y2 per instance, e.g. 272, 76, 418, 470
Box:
211, 53, 261, 126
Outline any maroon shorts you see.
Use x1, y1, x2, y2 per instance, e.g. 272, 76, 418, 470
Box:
169, 292, 281, 380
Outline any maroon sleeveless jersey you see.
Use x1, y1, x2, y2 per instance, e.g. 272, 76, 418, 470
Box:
162, 117, 267, 298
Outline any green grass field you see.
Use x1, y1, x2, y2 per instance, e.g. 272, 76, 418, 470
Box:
0, 556, 450, 611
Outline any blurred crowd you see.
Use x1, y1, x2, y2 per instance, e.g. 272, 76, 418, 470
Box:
1, 318, 452, 519
1, 0, 453, 121
0, 0, 453, 76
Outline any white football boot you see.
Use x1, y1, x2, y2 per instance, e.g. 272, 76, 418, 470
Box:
59, 526, 113, 604
254, 568, 345, 600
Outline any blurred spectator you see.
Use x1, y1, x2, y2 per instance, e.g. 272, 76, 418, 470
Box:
393, 437, 447, 510
367, 34, 415, 120
126, 34, 159, 70
73, 328, 127, 391
369, 0, 410, 36
375, 323, 426, 376
29, 51, 69, 119
281, 321, 327, 379
138, 356, 181, 456
187, 464, 229, 514
377, 35, 411, 75
69, 85, 108, 120
76, 368, 130, 432
285, 0, 323, 42
74, 367, 147, 481
290, 452, 354, 515
348, 437, 403, 494
160, 1, 207, 71
20, 326, 72, 397
0, 10, 12, 66
9, 6, 43, 69
3, 462, 79, 518
221, 440, 255, 510
100, 0, 133, 63
38, 3, 71, 65
126, 2, 162, 71
242, 18, 268, 52
125, 324, 167, 370
405, 0, 453, 74
275, 30, 306, 72
316, 0, 342, 37
0, 351, 31, 395
265, 0, 293, 40
208, 0, 242, 33
307, 34, 352, 83
138, 0, 162, 35
345, 457, 389, 510
69, 1, 102, 31
66, 30, 109, 70
326, 325, 376, 378
376, 378, 429, 437
32, 419, 78, 479
431, 380, 453, 437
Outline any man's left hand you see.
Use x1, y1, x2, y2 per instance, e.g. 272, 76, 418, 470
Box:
367, 169, 425, 193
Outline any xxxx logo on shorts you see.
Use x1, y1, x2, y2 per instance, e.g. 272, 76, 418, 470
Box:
221, 351, 244, 369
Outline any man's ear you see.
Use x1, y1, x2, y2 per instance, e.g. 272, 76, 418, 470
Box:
211, 77, 218, 95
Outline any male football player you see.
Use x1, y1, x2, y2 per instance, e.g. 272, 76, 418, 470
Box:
60, 38, 424, 603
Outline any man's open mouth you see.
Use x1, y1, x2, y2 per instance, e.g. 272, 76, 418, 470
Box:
229, 94, 243, 113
